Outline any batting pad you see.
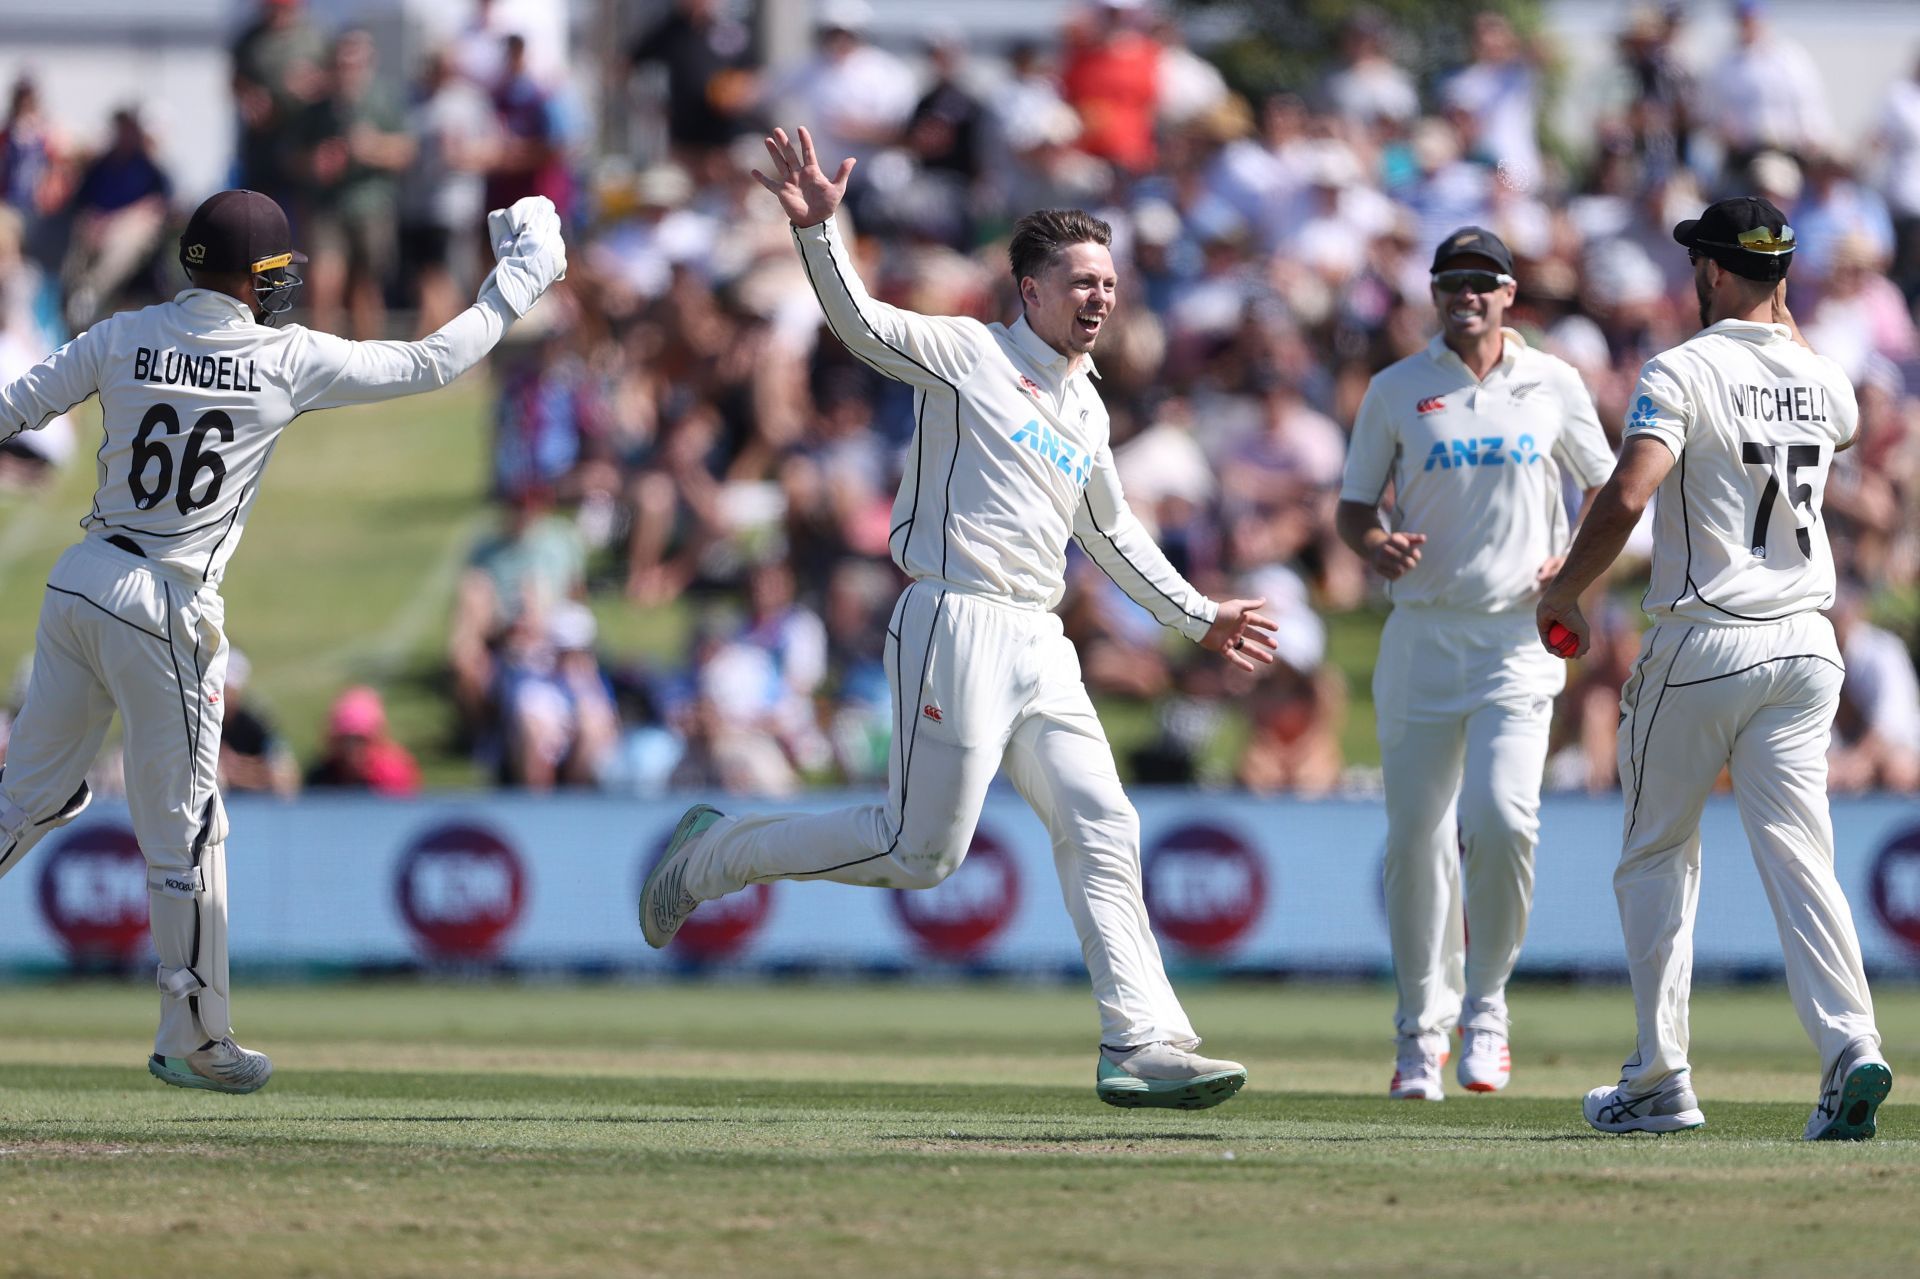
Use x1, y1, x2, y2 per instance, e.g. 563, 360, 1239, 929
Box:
150, 798, 232, 1057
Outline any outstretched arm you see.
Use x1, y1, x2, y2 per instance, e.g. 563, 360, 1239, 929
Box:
0, 326, 104, 444
293, 197, 566, 414
1075, 451, 1278, 671
755, 126, 980, 391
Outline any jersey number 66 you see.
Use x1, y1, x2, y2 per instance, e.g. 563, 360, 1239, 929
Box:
129, 402, 233, 516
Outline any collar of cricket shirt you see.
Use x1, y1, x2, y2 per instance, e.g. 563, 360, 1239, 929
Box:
174, 288, 259, 323
1009, 314, 1101, 383
1700, 317, 1792, 344
1426, 325, 1525, 382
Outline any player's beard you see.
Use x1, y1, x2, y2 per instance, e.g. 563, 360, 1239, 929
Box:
1694, 264, 1713, 329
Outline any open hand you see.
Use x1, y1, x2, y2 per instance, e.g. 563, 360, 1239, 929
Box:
750, 126, 854, 228
1202, 598, 1280, 673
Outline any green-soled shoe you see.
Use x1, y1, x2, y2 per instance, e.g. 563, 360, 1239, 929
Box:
639, 803, 724, 948
147, 1038, 272, 1094
1096, 1043, 1247, 1110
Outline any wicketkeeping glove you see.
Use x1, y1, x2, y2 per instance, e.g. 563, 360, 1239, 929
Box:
481, 195, 568, 317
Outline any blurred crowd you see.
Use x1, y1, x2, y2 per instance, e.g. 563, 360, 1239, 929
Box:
5, 0, 1920, 798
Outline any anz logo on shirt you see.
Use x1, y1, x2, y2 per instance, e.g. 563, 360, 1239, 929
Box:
1423, 434, 1541, 471
1012, 419, 1093, 485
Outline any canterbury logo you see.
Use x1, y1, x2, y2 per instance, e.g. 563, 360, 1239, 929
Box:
1017, 375, 1042, 399
1737, 224, 1796, 254
922, 704, 943, 722
184, 243, 206, 264
1415, 396, 1446, 415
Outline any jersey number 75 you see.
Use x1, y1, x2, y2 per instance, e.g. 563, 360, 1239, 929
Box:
1739, 440, 1820, 560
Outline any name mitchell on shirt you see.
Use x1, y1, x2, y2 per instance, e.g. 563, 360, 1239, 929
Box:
1729, 381, 1828, 423
132, 346, 263, 392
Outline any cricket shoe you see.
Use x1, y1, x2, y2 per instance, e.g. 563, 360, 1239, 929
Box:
1457, 1027, 1512, 1093
638, 803, 724, 948
1389, 1033, 1448, 1101
148, 1037, 273, 1094
1096, 1041, 1247, 1110
1804, 1039, 1893, 1142
1583, 1076, 1704, 1134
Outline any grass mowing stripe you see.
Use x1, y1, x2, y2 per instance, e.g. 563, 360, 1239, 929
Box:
0, 981, 1915, 1278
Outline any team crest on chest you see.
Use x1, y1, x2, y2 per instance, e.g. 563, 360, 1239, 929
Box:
1416, 396, 1446, 415
1017, 375, 1043, 399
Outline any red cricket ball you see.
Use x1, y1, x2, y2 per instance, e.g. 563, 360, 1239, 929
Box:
1546, 622, 1579, 658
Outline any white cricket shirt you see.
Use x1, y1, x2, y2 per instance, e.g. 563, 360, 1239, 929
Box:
1341, 328, 1615, 614
0, 287, 515, 586
1625, 319, 1857, 625
793, 218, 1216, 641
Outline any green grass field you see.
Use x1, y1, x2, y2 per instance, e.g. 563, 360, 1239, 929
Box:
1, 980, 1915, 1278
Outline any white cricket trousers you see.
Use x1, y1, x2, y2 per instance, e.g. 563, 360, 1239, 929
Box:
1613, 612, 1878, 1095
678, 581, 1197, 1049
0, 539, 233, 1057
1374, 605, 1564, 1040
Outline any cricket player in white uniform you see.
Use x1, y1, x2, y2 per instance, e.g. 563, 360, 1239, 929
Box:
640, 128, 1276, 1110
1538, 196, 1891, 1140
1338, 227, 1614, 1101
0, 188, 566, 1093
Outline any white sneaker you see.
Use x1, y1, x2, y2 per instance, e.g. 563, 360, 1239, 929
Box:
1389, 1033, 1447, 1101
1096, 1040, 1247, 1110
1804, 1039, 1893, 1141
148, 1037, 273, 1094
1457, 1027, 1512, 1093
1583, 1076, 1704, 1134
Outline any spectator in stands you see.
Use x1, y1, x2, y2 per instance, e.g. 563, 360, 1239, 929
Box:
0, 78, 70, 257
1874, 51, 1920, 302
61, 108, 171, 328
498, 600, 621, 789
1705, 0, 1832, 171
1150, 10, 1228, 131
1830, 586, 1920, 792
231, 0, 327, 206
491, 325, 607, 504
1321, 8, 1419, 133
906, 31, 989, 189
769, 0, 917, 175
296, 30, 413, 339
449, 485, 587, 743
1794, 151, 1893, 286
401, 47, 497, 334
216, 650, 300, 798
305, 686, 422, 795
1609, 4, 1697, 179
630, 0, 763, 166
1060, 0, 1162, 176
1442, 11, 1544, 190
1237, 567, 1342, 795
485, 34, 576, 226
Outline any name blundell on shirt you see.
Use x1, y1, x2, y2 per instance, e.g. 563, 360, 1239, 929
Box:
132, 346, 263, 392
1728, 381, 1829, 424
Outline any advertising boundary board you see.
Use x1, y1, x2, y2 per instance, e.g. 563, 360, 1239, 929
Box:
5, 791, 1920, 978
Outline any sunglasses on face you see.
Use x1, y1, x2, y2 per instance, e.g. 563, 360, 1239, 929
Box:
1432, 269, 1515, 295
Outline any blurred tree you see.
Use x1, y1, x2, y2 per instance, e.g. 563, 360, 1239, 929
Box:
1178, 0, 1545, 108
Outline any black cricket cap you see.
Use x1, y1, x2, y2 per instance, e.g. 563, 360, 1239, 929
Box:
1431, 225, 1514, 275
1673, 196, 1795, 281
178, 189, 307, 277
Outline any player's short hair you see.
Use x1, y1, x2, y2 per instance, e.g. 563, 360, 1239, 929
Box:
1008, 209, 1113, 285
